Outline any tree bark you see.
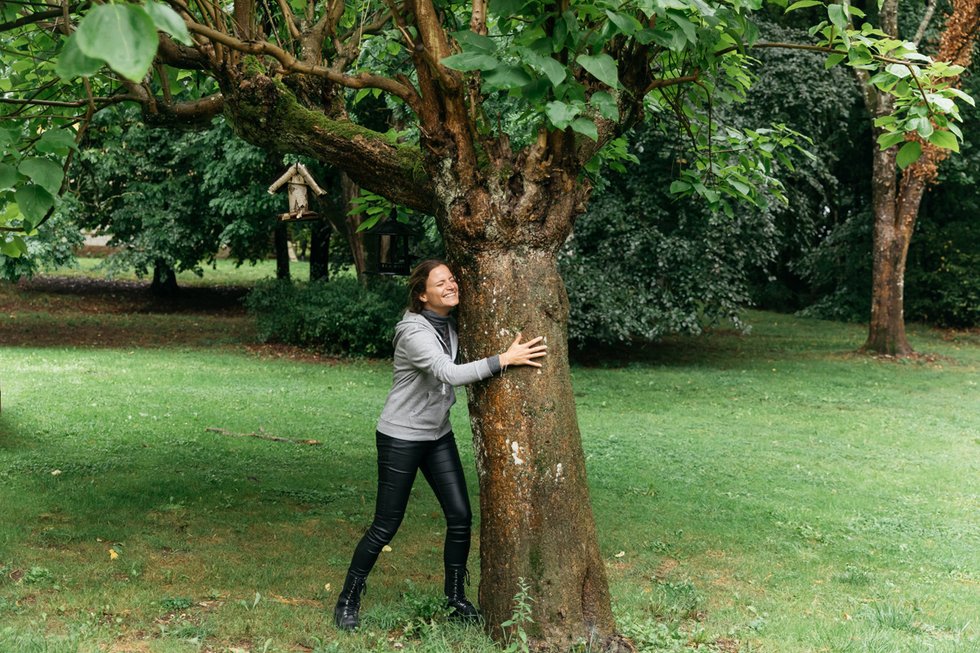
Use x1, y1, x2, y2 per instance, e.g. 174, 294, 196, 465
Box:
309, 220, 331, 282
151, 260, 179, 297
863, 107, 914, 356
274, 222, 291, 280
455, 248, 626, 651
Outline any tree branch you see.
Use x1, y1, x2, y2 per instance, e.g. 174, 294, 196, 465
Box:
185, 19, 420, 111
913, 0, 938, 47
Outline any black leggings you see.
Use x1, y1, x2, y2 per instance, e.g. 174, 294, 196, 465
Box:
347, 431, 472, 577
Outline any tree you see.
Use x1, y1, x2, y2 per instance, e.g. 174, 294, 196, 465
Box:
852, 0, 980, 355
0, 0, 969, 647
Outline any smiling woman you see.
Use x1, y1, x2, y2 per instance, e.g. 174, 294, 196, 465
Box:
333, 259, 547, 631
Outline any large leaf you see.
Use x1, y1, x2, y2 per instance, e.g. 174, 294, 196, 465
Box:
55, 32, 104, 79
895, 140, 921, 169
0, 163, 17, 190
441, 51, 500, 72
36, 130, 78, 156
570, 117, 598, 141
927, 130, 959, 152
18, 158, 64, 194
576, 53, 619, 89
545, 101, 580, 128
144, 0, 193, 45
590, 91, 619, 121
75, 4, 159, 82
451, 31, 496, 53
14, 184, 56, 222
482, 65, 532, 89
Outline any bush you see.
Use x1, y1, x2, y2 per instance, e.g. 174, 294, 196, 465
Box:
245, 277, 405, 356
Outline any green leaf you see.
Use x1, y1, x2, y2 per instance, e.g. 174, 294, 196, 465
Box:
545, 101, 580, 128
75, 4, 159, 82
667, 13, 698, 44
570, 117, 598, 141
669, 180, 691, 194
876, 132, 906, 149
605, 10, 641, 35
825, 52, 846, 68
576, 53, 619, 89
18, 158, 64, 194
1, 237, 26, 258
451, 31, 496, 53
827, 4, 848, 32
441, 52, 499, 72
895, 141, 921, 169
521, 50, 566, 87
590, 91, 619, 121
55, 32, 104, 79
927, 130, 959, 152
785, 0, 823, 12
885, 63, 912, 78
14, 184, 56, 222
482, 65, 532, 89
945, 87, 975, 107
0, 163, 17, 190
144, 0, 193, 46
36, 130, 78, 156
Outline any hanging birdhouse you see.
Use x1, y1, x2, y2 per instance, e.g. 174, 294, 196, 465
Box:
364, 210, 416, 276
268, 163, 326, 222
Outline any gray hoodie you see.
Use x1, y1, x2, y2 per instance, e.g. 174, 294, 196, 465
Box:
377, 311, 499, 441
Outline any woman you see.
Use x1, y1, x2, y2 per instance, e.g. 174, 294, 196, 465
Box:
334, 259, 547, 630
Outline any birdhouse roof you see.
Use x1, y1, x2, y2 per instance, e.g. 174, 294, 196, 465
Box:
268, 163, 327, 195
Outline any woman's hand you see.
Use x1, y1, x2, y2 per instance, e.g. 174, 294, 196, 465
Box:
499, 334, 548, 368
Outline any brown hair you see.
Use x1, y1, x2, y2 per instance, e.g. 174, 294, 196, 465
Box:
407, 259, 451, 314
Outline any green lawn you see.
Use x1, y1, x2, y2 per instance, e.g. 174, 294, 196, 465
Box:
0, 299, 977, 653
47, 257, 282, 286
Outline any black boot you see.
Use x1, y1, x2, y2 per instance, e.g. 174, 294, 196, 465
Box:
334, 571, 367, 631
445, 567, 480, 621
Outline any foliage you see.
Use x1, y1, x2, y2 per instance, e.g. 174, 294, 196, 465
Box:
245, 278, 405, 356
59, 113, 283, 284
561, 136, 779, 346
0, 194, 84, 280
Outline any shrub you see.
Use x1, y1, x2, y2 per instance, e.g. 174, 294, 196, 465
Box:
245, 277, 405, 356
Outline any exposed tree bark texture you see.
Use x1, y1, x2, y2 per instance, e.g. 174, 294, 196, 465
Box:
859, 0, 980, 355
456, 247, 627, 651
274, 223, 291, 280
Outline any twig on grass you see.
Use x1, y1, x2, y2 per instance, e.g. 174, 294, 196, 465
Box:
204, 427, 321, 446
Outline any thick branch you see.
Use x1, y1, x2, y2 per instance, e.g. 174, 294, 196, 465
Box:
225, 72, 436, 213
913, 0, 939, 46
186, 20, 420, 112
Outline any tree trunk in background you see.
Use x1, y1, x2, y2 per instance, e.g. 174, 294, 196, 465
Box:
150, 260, 178, 297
864, 114, 914, 356
309, 220, 331, 282
274, 223, 291, 280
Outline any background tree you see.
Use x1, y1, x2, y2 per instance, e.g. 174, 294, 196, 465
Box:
0, 0, 970, 648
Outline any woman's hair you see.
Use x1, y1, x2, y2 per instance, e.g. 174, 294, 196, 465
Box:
407, 259, 450, 314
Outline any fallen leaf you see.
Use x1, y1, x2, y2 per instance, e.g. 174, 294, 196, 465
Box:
51, 470, 62, 476
382, 545, 393, 552
109, 548, 119, 560
614, 551, 625, 558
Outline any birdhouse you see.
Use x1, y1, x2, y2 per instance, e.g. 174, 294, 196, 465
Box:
268, 163, 326, 222
363, 210, 416, 276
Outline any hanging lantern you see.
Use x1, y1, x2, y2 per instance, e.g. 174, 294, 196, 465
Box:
363, 210, 415, 276
268, 163, 326, 222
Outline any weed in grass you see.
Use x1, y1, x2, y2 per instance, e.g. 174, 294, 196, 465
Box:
160, 597, 195, 612
833, 564, 874, 586
24, 566, 54, 585
500, 577, 534, 653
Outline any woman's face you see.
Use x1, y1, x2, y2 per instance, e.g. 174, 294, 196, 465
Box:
420, 264, 459, 315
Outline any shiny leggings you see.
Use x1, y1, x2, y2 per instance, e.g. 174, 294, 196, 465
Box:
347, 431, 472, 577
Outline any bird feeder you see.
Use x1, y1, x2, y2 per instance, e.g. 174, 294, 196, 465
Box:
363, 210, 416, 276
268, 163, 326, 222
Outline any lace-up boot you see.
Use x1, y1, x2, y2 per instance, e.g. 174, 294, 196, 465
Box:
445, 567, 480, 621
334, 571, 367, 630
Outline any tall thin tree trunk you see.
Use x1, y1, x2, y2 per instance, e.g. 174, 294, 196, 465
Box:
274, 223, 291, 280
451, 244, 628, 651
309, 220, 331, 282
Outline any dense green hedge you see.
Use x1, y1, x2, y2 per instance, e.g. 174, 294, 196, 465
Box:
245, 278, 405, 356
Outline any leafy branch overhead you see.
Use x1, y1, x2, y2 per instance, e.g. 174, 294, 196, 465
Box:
0, 0, 975, 249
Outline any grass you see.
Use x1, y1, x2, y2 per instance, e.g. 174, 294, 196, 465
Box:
0, 277, 978, 653
46, 257, 282, 286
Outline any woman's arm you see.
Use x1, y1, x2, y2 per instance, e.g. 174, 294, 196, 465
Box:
401, 329, 548, 386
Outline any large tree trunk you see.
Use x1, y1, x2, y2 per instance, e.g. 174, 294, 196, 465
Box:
446, 197, 629, 650
308, 220, 331, 282
274, 223, 291, 280
151, 260, 179, 297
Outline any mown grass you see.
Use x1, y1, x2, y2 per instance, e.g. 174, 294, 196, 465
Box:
0, 286, 977, 653
49, 257, 281, 286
